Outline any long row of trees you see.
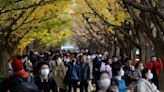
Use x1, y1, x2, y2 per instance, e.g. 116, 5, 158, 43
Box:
0, 0, 72, 76
72, 0, 164, 90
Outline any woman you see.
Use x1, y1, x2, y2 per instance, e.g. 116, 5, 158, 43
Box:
34, 62, 58, 92
52, 55, 67, 92
112, 62, 126, 92
98, 72, 111, 92
134, 62, 144, 79
137, 69, 159, 92
99, 58, 112, 78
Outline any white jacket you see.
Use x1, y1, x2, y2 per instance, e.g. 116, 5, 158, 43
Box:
137, 78, 160, 92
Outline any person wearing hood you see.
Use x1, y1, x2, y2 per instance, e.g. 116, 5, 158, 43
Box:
0, 58, 38, 92
34, 62, 58, 92
137, 69, 160, 92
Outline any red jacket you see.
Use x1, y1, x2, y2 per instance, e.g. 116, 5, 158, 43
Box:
146, 58, 163, 75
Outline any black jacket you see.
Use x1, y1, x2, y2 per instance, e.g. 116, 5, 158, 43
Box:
34, 77, 58, 92
79, 62, 90, 81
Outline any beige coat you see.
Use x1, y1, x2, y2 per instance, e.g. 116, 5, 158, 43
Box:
52, 61, 67, 90
137, 78, 160, 92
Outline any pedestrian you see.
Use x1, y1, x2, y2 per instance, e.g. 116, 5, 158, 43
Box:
146, 56, 163, 89
99, 58, 112, 78
52, 55, 67, 92
112, 62, 126, 92
79, 54, 91, 92
63, 58, 80, 92
137, 69, 159, 92
97, 72, 111, 92
34, 62, 58, 92
0, 58, 38, 92
123, 57, 137, 88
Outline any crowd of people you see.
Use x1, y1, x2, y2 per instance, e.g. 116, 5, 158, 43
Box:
0, 49, 163, 92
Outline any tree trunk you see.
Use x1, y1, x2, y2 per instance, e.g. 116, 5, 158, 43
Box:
138, 31, 146, 65
0, 48, 10, 77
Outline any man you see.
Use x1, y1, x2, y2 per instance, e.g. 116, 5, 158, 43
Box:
79, 54, 91, 92
123, 58, 137, 87
146, 56, 163, 89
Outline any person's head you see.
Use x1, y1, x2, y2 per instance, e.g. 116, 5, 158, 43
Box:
151, 55, 157, 62
81, 54, 87, 63
98, 72, 111, 90
112, 56, 118, 62
108, 58, 113, 65
37, 62, 50, 78
11, 59, 23, 72
135, 62, 144, 70
112, 62, 124, 77
124, 57, 132, 67
142, 69, 153, 80
108, 78, 119, 92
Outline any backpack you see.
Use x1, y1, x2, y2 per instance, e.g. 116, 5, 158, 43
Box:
13, 76, 39, 92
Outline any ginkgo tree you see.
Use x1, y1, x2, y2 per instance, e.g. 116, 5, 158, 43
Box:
0, 0, 71, 75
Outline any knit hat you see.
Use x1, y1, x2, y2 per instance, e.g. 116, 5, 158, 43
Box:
11, 59, 23, 72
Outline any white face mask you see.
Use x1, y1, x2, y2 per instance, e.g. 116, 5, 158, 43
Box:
99, 79, 111, 89
40, 69, 50, 77
120, 69, 124, 76
140, 66, 144, 70
147, 73, 153, 80
152, 57, 157, 62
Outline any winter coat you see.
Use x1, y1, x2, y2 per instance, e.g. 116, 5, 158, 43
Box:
34, 76, 58, 92
52, 61, 67, 90
146, 58, 163, 75
63, 62, 80, 85
79, 62, 91, 81
100, 62, 112, 78
137, 78, 160, 92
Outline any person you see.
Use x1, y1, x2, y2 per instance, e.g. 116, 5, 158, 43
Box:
52, 55, 67, 92
97, 72, 111, 92
0, 59, 38, 92
137, 69, 160, 92
134, 62, 144, 79
108, 78, 119, 92
79, 54, 91, 92
112, 62, 126, 92
34, 62, 58, 92
146, 56, 163, 89
99, 59, 112, 78
123, 57, 137, 87
63, 58, 80, 92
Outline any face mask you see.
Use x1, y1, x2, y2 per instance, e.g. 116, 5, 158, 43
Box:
66, 59, 70, 62
152, 57, 157, 62
113, 58, 118, 62
40, 69, 50, 77
99, 79, 111, 89
140, 66, 144, 70
147, 73, 153, 79
120, 69, 124, 76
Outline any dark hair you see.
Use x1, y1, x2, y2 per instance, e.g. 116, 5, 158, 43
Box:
112, 62, 122, 76
135, 62, 141, 69
98, 71, 110, 80
142, 69, 148, 79
35, 62, 50, 74
124, 57, 132, 63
